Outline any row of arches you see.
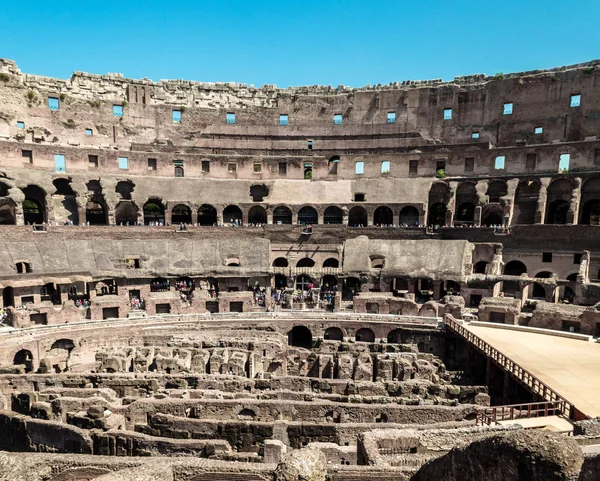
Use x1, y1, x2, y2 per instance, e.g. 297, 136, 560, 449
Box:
273, 257, 339, 269
288, 325, 425, 349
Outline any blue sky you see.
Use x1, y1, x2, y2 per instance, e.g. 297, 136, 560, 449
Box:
1, 0, 599, 87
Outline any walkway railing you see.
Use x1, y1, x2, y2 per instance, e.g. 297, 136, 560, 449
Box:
445, 316, 585, 421
476, 400, 565, 426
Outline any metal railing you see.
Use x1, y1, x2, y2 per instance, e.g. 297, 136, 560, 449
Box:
476, 400, 565, 426
445, 316, 584, 421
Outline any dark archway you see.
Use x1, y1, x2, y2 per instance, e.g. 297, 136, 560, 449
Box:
482, 204, 504, 226
0, 201, 16, 225
356, 328, 375, 342
546, 200, 569, 225
486, 180, 508, 203
323, 258, 339, 268
504, 260, 527, 276
324, 327, 343, 341
2, 286, 14, 307
272, 257, 289, 267
428, 203, 447, 226
455, 202, 475, 223
324, 206, 343, 224
399, 206, 419, 226
288, 326, 312, 349
474, 261, 489, 274
580, 199, 600, 226
343, 277, 361, 301
513, 179, 540, 225
171, 204, 192, 224
249, 184, 269, 202
298, 206, 318, 225
53, 178, 76, 196
224, 205, 243, 225
348, 206, 368, 227
115, 201, 138, 225
274, 274, 288, 288
296, 258, 315, 268
23, 199, 44, 224
115, 181, 135, 200
0, 182, 9, 197
248, 206, 267, 224
374, 206, 394, 226
14, 349, 33, 373
86, 201, 107, 225
198, 204, 217, 226
143, 201, 165, 225
273, 206, 292, 225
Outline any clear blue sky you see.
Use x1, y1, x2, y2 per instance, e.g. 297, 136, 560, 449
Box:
1, 0, 599, 87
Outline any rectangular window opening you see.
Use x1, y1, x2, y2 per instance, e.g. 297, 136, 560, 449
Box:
574, 253, 583, 265
559, 153, 570, 172
334, 114, 343, 125
85, 128, 93, 136
201, 160, 210, 173
172, 110, 182, 123
279, 114, 288, 126
464, 157, 474, 172
54, 154, 66, 173
570, 94, 581, 108
174, 160, 184, 177
471, 132, 480, 139
409, 160, 418, 174
226, 112, 236, 124
304, 163, 313, 180
48, 97, 59, 111
526, 153, 537, 171
355, 161, 365, 175
381, 160, 391, 174
535, 126, 543, 134
387, 112, 396, 123
436, 160, 446, 172
594, 149, 600, 166
148, 158, 157, 171
118, 157, 129, 170
253, 162, 262, 173
542, 252, 553, 263
494, 155, 505, 170
279, 162, 287, 175
228, 162, 237, 173
443, 108, 452, 120
307, 140, 313, 150
113, 105, 123, 117
503, 103, 513, 115
22, 150, 33, 163
88, 155, 98, 168
16, 121, 24, 129
354, 193, 366, 202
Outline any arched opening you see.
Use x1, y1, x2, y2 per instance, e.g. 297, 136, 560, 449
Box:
455, 202, 475, 223
85, 201, 107, 225
198, 204, 217, 226
474, 261, 489, 274
348, 206, 368, 227
298, 206, 318, 225
288, 325, 312, 349
546, 200, 569, 225
442, 280, 461, 296
322, 274, 337, 287
115, 181, 135, 200
374, 206, 394, 226
324, 327, 343, 341
226, 256, 240, 267
23, 199, 44, 225
343, 277, 361, 301
248, 206, 267, 224
238, 408, 256, 420
115, 201, 138, 225
2, 286, 14, 307
513, 179, 540, 225
273, 206, 292, 225
324, 206, 343, 224
0, 182, 9, 197
415, 278, 434, 303
272, 257, 289, 268
0, 201, 16, 225
296, 258, 315, 268
171, 204, 191, 224
387, 329, 402, 344
580, 199, 600, 225
399, 206, 419, 226
143, 201, 165, 225
531, 271, 553, 299
224, 205, 243, 225
295, 274, 313, 291
482, 204, 504, 226
486, 180, 508, 203
50, 338, 75, 352
250, 184, 269, 202
14, 349, 33, 372
274, 274, 288, 288
370, 256, 385, 269
323, 258, 339, 268
52, 178, 76, 196
328, 156, 340, 175
356, 328, 375, 343
427, 203, 447, 226
41, 283, 61, 305
504, 260, 527, 276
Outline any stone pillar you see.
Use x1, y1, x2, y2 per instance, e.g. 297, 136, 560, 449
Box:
504, 178, 519, 226
473, 205, 482, 227
107, 202, 116, 226
535, 177, 551, 224
567, 177, 582, 225
267, 210, 273, 225
292, 211, 299, 225
216, 207, 224, 226
433, 281, 443, 301
164, 205, 172, 226
190, 204, 198, 225
445, 181, 458, 226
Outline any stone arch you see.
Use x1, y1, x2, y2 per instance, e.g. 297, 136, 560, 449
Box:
0, 181, 9, 197
455, 202, 475, 223
356, 328, 375, 342
545, 178, 573, 224
399, 206, 419, 226
513, 179, 540, 225
348, 206, 368, 227
143, 200, 165, 225
272, 257, 288, 267
579, 177, 600, 225
323, 258, 339, 268
455, 182, 478, 207
224, 205, 243, 225
22, 185, 47, 224
288, 326, 312, 349
115, 201, 138, 225
531, 271, 553, 299
50, 338, 75, 351
0, 199, 16, 225
546, 199, 569, 225
427, 203, 447, 226
115, 180, 135, 200
504, 260, 527, 276
328, 155, 340, 175
343, 276, 361, 301
474, 261, 489, 274
273, 205, 292, 225
238, 408, 256, 420
324, 326, 344, 341
248, 205, 267, 224
171, 204, 192, 224
486, 180, 508, 203
298, 206, 318, 225
481, 203, 504, 226
249, 184, 269, 202
85, 200, 107, 225
428, 181, 450, 215
198, 204, 217, 226
14, 349, 33, 372
274, 274, 288, 288
324, 206, 343, 224
52, 178, 76, 196
387, 328, 403, 344
374, 206, 394, 226
296, 258, 315, 268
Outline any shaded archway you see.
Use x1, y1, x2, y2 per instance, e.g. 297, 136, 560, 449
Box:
22, 185, 46, 224
85, 201, 107, 225
486, 180, 508, 203
579, 178, 600, 225
14, 349, 33, 372
324, 206, 343, 224
248, 206, 267, 224
427, 203, 447, 226
428, 182, 449, 226
323, 258, 339, 268
580, 200, 600, 225
374, 206, 394, 226
348, 206, 368, 227
545, 178, 573, 224
531, 271, 553, 299
546, 200, 569, 225
504, 260, 527, 276
115, 201, 137, 225
324, 327, 343, 341
143, 201, 165, 225
356, 328, 375, 342
513, 179, 540, 225
399, 206, 419, 226
2, 286, 14, 307
295, 274, 313, 290
272, 257, 288, 267
482, 204, 504, 226
0, 201, 16, 225
296, 258, 315, 268
455, 182, 477, 225
273, 206, 292, 224
224, 205, 243, 225
288, 326, 312, 349
115, 181, 134, 200
274, 274, 288, 288
455, 202, 475, 223
298, 206, 318, 225
474, 261, 489, 274
198, 204, 217, 226
343, 277, 361, 301
171, 204, 192, 224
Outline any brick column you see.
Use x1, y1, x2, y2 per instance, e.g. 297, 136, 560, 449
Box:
504, 178, 519, 226
567, 177, 582, 225
445, 181, 458, 226
535, 177, 551, 224
76, 196, 87, 225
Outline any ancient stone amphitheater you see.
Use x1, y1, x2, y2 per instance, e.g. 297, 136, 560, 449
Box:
0, 58, 600, 480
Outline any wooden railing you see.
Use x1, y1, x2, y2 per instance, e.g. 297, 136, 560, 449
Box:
445, 316, 584, 421
476, 400, 565, 426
